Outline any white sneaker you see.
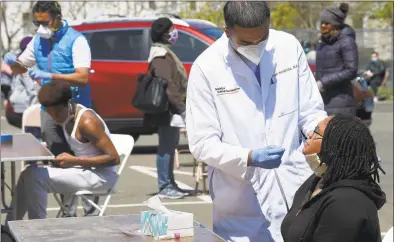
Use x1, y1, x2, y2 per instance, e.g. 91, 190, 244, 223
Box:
373, 97, 379, 103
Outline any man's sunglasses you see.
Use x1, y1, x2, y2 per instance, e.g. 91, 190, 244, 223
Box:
32, 19, 51, 27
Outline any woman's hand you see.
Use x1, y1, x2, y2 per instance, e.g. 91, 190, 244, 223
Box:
55, 152, 79, 168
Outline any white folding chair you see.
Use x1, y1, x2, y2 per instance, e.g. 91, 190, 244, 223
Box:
21, 104, 42, 170
54, 134, 134, 217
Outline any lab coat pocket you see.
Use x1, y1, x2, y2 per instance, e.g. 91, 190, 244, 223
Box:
277, 108, 298, 118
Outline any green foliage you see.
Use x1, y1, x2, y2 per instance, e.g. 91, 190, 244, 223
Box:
270, 3, 298, 30
270, 2, 332, 30
351, 2, 375, 28
179, 1, 392, 30
351, 2, 393, 28
180, 2, 225, 26
372, 2, 393, 26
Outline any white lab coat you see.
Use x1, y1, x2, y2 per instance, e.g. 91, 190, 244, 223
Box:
186, 30, 327, 242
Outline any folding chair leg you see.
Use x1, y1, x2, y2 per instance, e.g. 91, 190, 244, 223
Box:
99, 194, 112, 216
80, 195, 102, 215
53, 193, 72, 218
202, 162, 207, 194
194, 181, 200, 195
193, 158, 197, 177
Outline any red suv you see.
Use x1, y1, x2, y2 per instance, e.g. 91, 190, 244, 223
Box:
72, 17, 220, 140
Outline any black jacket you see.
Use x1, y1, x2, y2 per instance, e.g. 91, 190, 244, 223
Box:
366, 60, 386, 86
315, 25, 358, 115
281, 175, 386, 242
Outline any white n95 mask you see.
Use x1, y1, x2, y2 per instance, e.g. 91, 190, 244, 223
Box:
305, 154, 327, 177
236, 39, 268, 65
37, 25, 53, 39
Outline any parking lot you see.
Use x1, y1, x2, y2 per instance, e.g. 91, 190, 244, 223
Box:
1, 102, 393, 236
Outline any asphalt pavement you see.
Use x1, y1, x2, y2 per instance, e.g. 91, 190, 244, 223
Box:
1, 102, 393, 237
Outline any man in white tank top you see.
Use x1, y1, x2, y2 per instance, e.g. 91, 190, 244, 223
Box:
6, 82, 119, 220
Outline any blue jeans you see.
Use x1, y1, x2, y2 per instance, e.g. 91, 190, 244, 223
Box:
156, 126, 180, 190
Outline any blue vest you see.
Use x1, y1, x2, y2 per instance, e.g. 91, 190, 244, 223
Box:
34, 20, 91, 108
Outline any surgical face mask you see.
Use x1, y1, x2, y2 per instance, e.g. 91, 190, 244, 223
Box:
168, 29, 178, 45
371, 57, 378, 62
305, 153, 327, 177
231, 38, 268, 65
37, 25, 53, 39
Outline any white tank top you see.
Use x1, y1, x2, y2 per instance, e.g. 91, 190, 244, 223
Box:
62, 104, 116, 172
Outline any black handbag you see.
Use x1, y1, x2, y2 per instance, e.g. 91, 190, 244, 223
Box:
131, 63, 169, 113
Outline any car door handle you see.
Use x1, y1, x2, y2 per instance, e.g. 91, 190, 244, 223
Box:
89, 69, 95, 74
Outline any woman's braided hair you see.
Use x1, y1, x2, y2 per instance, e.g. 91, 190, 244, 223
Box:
319, 114, 385, 188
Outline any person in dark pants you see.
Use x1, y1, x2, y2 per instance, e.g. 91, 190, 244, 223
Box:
281, 115, 386, 242
2, 1, 97, 217
365, 51, 386, 103
144, 17, 188, 199
315, 3, 358, 116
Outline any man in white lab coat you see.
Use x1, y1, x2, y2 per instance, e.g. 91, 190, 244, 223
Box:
186, 2, 327, 242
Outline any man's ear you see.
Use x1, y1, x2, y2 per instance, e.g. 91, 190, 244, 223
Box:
223, 26, 230, 38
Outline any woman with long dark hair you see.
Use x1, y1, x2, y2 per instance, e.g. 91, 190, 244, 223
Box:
281, 115, 386, 242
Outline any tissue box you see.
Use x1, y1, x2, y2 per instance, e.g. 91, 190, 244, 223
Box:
1, 134, 12, 144
141, 210, 194, 239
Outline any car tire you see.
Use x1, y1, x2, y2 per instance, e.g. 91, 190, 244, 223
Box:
131, 134, 140, 142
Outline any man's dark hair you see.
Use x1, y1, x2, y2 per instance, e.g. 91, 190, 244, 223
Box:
319, 115, 385, 188
38, 82, 72, 107
32, 1, 62, 18
223, 1, 270, 29
371, 51, 379, 56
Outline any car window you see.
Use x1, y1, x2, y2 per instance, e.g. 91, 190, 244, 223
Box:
170, 31, 209, 63
83, 29, 148, 61
197, 28, 224, 40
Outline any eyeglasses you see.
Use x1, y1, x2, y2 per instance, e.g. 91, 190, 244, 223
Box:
32, 18, 53, 27
313, 126, 324, 139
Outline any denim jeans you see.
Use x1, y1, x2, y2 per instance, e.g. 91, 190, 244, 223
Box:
40, 110, 100, 216
156, 126, 180, 190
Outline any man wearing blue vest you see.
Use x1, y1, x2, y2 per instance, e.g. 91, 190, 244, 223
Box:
3, 1, 98, 217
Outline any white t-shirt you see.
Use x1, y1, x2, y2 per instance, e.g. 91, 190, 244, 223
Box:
18, 29, 91, 69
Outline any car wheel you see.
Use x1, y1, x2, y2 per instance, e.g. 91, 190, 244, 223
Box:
131, 134, 140, 142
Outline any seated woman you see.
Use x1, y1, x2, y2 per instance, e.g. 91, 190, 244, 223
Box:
281, 115, 386, 242
7, 82, 119, 220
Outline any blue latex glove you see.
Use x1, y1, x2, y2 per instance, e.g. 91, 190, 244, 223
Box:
3, 53, 17, 66
28, 68, 52, 81
250, 146, 285, 169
